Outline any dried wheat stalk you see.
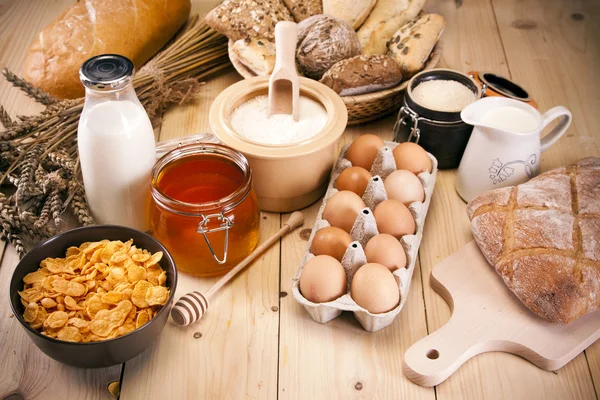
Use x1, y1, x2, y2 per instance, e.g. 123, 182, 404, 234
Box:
0, 16, 230, 257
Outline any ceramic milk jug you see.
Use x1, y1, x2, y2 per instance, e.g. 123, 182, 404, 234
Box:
455, 97, 572, 202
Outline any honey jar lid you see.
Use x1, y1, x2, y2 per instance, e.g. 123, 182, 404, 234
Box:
209, 77, 348, 159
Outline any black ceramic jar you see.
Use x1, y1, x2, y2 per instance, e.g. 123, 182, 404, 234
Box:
393, 69, 483, 169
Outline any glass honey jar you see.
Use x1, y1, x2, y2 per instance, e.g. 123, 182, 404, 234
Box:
150, 143, 260, 277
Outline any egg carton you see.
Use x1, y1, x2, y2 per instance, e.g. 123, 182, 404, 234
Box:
292, 141, 438, 332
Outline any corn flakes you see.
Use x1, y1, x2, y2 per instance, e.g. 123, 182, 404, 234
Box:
20, 239, 169, 343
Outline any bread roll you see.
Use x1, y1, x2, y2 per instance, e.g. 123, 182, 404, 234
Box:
206, 0, 293, 42
232, 38, 276, 76
296, 15, 361, 80
387, 14, 445, 78
323, 0, 377, 30
320, 55, 402, 96
282, 0, 322, 22
467, 157, 600, 324
22, 0, 191, 99
357, 0, 425, 55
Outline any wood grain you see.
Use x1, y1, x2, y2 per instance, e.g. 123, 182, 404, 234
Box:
420, 0, 599, 399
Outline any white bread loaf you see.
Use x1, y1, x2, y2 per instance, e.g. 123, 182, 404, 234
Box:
357, 0, 425, 55
323, 0, 377, 30
22, 0, 191, 99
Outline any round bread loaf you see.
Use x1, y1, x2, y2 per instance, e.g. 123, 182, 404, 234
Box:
296, 15, 361, 79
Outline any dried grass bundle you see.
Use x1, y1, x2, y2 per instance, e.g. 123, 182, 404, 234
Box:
0, 16, 229, 256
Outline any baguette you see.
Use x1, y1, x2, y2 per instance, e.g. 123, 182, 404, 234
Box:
22, 0, 191, 99
387, 14, 445, 78
357, 0, 425, 55
323, 0, 376, 30
467, 158, 600, 324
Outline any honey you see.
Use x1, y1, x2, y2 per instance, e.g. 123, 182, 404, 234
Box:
150, 144, 260, 277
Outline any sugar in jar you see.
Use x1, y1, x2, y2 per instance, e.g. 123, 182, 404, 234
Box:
150, 143, 260, 276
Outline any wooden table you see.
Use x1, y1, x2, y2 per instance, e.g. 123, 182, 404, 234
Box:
1, 0, 599, 399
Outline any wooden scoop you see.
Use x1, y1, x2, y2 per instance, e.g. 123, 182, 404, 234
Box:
268, 21, 299, 120
171, 211, 305, 327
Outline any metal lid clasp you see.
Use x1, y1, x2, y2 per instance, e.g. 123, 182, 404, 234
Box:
196, 213, 234, 264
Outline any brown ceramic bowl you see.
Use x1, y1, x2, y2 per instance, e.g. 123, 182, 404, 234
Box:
209, 76, 348, 212
9, 225, 177, 369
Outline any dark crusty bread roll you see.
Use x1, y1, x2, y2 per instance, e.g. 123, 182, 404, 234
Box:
467, 157, 600, 324
296, 15, 361, 80
205, 0, 293, 42
319, 55, 402, 96
22, 0, 191, 99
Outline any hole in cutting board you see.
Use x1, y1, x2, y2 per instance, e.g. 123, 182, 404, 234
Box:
363, 209, 370, 215
426, 349, 439, 360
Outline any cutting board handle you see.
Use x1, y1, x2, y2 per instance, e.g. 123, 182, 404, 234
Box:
403, 315, 489, 387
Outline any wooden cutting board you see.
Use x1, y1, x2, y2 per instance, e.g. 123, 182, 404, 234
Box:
403, 241, 600, 387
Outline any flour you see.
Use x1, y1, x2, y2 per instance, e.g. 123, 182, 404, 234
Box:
230, 95, 328, 145
412, 79, 476, 112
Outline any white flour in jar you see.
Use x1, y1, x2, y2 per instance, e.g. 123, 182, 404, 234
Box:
230, 95, 328, 145
412, 80, 476, 112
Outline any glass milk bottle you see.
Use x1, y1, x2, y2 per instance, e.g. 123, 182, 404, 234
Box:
78, 54, 156, 231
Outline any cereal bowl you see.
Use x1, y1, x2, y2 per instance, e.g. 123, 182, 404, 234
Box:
8, 225, 177, 369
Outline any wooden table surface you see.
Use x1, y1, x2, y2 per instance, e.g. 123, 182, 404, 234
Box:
1, 0, 599, 399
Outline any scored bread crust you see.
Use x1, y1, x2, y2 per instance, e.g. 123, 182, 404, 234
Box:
467, 157, 600, 324
22, 0, 191, 99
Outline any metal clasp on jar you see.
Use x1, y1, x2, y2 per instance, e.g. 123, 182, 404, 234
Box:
196, 213, 234, 264
393, 106, 423, 144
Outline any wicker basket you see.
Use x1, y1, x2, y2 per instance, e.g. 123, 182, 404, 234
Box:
227, 39, 444, 125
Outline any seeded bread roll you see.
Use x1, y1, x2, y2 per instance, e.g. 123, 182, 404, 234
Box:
22, 0, 191, 99
387, 14, 445, 78
467, 157, 600, 324
232, 37, 276, 76
296, 15, 361, 79
323, 0, 376, 30
357, 0, 425, 55
282, 0, 322, 22
205, 0, 293, 42
320, 55, 403, 96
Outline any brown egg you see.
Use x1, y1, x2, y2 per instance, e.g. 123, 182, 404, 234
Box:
300, 255, 347, 303
392, 142, 432, 175
335, 166, 372, 196
311, 227, 353, 261
345, 134, 385, 170
351, 263, 400, 313
364, 234, 407, 271
384, 169, 425, 206
373, 199, 415, 239
322, 190, 367, 233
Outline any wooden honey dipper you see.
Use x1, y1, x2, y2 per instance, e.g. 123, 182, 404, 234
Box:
171, 211, 305, 326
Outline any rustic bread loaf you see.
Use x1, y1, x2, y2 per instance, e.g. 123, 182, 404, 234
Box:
323, 0, 377, 30
319, 55, 402, 96
22, 0, 191, 99
282, 0, 322, 22
357, 0, 425, 55
467, 158, 600, 324
296, 15, 361, 79
232, 38, 276, 76
387, 14, 445, 78
205, 0, 293, 42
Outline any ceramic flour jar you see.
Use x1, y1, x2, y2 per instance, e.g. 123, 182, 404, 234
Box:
393, 69, 482, 169
209, 76, 348, 212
